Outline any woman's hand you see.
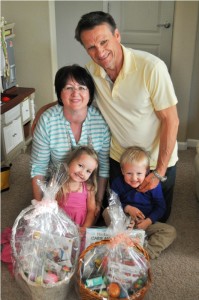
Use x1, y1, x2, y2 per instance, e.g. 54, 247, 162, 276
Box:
124, 205, 145, 220
137, 172, 159, 193
95, 202, 101, 217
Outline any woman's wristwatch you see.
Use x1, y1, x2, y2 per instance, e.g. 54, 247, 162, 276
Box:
152, 170, 167, 182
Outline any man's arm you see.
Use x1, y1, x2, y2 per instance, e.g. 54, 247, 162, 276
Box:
155, 105, 179, 176
138, 105, 179, 192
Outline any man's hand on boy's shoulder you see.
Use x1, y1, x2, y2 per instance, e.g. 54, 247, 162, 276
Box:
137, 172, 159, 193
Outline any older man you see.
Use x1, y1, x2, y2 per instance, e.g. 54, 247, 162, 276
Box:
75, 11, 179, 222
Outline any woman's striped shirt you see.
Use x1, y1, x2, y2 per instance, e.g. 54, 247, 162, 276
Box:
30, 104, 110, 178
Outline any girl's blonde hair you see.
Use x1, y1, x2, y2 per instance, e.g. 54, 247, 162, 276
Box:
57, 146, 99, 202
120, 146, 150, 170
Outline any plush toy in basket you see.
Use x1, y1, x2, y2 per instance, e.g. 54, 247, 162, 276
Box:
11, 164, 80, 300
78, 191, 152, 300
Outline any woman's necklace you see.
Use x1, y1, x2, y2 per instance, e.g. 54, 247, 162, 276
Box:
66, 181, 82, 193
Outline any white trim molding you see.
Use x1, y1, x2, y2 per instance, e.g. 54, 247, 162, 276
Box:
103, 1, 109, 13
178, 139, 199, 150
48, 0, 58, 101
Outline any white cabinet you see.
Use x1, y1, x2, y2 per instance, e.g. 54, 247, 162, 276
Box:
21, 97, 33, 144
3, 117, 24, 154
21, 98, 31, 122
1, 87, 35, 165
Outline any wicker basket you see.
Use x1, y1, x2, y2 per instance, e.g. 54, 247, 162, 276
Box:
11, 204, 80, 300
78, 239, 152, 300
15, 270, 70, 300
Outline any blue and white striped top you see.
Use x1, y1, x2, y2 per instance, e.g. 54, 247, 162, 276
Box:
30, 104, 110, 178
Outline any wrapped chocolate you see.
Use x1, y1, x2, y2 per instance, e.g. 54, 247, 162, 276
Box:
78, 191, 152, 300
11, 164, 80, 300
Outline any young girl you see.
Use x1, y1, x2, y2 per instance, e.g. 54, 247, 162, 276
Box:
1, 147, 98, 273
57, 146, 99, 230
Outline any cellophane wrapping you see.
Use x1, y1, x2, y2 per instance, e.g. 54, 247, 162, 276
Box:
79, 191, 151, 299
11, 164, 80, 300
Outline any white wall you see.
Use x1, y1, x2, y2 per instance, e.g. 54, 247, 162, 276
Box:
170, 1, 198, 143
55, 1, 103, 67
2, 1, 55, 112
187, 5, 199, 141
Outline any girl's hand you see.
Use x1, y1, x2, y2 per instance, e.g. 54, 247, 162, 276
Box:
136, 218, 152, 230
127, 218, 135, 229
79, 226, 86, 238
124, 205, 145, 220
79, 226, 86, 233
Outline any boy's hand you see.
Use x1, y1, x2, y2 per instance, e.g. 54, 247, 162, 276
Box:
135, 218, 152, 230
124, 205, 145, 220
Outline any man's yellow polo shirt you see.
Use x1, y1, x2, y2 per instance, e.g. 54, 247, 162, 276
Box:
86, 45, 178, 169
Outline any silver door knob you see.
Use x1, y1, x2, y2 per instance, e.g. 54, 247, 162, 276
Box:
157, 22, 171, 29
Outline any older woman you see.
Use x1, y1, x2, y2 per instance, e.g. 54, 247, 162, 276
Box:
30, 65, 110, 215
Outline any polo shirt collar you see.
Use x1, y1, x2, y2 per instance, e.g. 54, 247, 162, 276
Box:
121, 45, 137, 75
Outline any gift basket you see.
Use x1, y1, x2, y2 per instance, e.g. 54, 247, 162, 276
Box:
78, 191, 152, 300
11, 164, 80, 300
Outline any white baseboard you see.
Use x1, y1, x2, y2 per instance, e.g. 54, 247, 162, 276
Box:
178, 139, 199, 150
178, 142, 188, 150
187, 139, 199, 148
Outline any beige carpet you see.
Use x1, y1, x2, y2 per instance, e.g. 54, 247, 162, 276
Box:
1, 147, 199, 300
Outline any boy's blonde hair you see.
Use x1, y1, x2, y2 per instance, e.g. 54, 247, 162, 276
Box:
120, 146, 150, 170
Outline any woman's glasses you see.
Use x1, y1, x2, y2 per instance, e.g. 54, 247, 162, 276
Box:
63, 85, 88, 93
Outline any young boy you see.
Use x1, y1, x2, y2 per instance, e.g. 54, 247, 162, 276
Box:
103, 146, 177, 259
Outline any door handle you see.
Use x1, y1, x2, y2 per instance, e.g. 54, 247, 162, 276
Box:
157, 22, 171, 29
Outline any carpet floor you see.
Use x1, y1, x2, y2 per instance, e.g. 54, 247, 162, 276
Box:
1, 147, 199, 300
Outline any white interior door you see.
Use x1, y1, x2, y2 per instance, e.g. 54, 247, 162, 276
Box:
55, 1, 104, 68
107, 1, 175, 69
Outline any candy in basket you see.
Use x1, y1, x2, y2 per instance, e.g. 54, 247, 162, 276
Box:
78, 191, 152, 300
11, 164, 80, 300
